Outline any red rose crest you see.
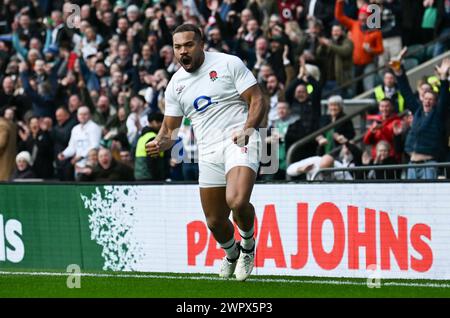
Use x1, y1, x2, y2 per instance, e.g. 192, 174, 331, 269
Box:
209, 70, 218, 81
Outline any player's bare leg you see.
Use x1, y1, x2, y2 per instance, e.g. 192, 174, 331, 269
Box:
226, 166, 257, 281
200, 187, 240, 278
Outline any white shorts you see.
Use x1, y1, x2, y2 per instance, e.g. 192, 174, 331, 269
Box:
198, 130, 261, 188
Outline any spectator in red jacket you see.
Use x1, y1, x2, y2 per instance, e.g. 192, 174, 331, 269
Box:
335, 0, 384, 94
363, 98, 402, 162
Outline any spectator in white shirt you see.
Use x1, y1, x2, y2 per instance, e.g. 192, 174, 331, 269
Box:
57, 106, 102, 172
126, 95, 150, 146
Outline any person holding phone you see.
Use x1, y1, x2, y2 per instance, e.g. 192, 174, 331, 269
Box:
363, 98, 402, 162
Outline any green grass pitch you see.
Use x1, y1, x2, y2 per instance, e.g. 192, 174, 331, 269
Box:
0, 270, 449, 298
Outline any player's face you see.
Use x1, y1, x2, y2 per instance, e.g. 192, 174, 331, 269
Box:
173, 31, 205, 73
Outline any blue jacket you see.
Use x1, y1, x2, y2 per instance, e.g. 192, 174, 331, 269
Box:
396, 71, 449, 158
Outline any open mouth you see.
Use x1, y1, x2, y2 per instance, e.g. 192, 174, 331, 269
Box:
181, 56, 192, 67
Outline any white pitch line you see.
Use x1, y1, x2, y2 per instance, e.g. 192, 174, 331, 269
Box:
0, 271, 450, 289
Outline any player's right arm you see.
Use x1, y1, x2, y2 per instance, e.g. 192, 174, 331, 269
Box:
145, 115, 183, 156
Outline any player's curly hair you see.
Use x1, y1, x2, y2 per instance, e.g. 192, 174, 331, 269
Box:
172, 23, 204, 42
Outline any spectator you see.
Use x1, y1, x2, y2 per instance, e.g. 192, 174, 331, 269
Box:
205, 27, 231, 53
77, 148, 99, 182
10, 151, 36, 180
278, 0, 302, 24
0, 107, 18, 123
126, 95, 150, 146
51, 107, 78, 181
364, 140, 399, 180
0, 116, 16, 181
134, 112, 168, 181
299, 0, 335, 31
253, 37, 271, 76
286, 153, 353, 180
288, 137, 364, 180
49, 8, 75, 49
400, 0, 425, 46
0, 76, 31, 120
285, 57, 321, 133
85, 147, 134, 182
316, 95, 355, 156
18, 60, 59, 118
67, 94, 83, 120
300, 18, 326, 75
104, 106, 129, 141
377, 0, 403, 70
393, 109, 414, 164
263, 65, 295, 127
17, 116, 54, 179
234, 18, 263, 68
317, 24, 354, 98
57, 106, 102, 178
363, 98, 402, 162
372, 70, 405, 114
420, 0, 438, 44
119, 148, 134, 169
265, 102, 300, 180
433, 0, 450, 57
91, 95, 117, 130
335, 0, 384, 94
415, 79, 434, 103
390, 58, 450, 179
159, 45, 180, 77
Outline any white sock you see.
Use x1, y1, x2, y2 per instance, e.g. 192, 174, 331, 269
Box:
220, 237, 240, 261
238, 226, 255, 252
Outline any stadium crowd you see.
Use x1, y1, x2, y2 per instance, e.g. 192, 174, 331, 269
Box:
0, 0, 449, 182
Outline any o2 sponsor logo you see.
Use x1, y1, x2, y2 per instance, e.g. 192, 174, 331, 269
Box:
193, 96, 218, 112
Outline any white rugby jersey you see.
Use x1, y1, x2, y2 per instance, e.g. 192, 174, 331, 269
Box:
164, 51, 257, 152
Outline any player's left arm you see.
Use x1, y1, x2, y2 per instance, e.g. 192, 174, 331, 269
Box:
240, 83, 268, 131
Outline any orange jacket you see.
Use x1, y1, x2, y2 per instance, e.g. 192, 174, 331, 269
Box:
335, 1, 384, 66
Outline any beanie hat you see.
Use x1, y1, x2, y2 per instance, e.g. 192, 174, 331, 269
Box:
16, 151, 32, 165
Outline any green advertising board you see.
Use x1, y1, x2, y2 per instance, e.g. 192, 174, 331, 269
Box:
0, 184, 104, 270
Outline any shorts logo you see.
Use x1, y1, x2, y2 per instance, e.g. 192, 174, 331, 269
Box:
209, 71, 218, 82
241, 146, 248, 154
193, 95, 218, 112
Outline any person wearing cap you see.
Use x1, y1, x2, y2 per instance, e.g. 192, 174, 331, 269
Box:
335, 0, 384, 94
10, 151, 36, 180
43, 45, 59, 60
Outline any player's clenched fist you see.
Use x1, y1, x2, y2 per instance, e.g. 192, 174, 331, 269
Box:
146, 139, 161, 157
232, 128, 254, 147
